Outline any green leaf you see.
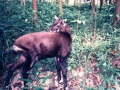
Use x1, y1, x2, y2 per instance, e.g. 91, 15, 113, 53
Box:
18, 78, 32, 83
32, 87, 43, 90
40, 75, 51, 83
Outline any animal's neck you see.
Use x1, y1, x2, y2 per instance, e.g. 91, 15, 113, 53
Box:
60, 24, 71, 34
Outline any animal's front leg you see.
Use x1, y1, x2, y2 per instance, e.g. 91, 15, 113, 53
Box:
30, 54, 36, 68
54, 57, 61, 82
59, 59, 67, 90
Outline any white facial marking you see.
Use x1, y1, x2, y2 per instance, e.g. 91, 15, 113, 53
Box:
63, 23, 66, 26
57, 29, 60, 32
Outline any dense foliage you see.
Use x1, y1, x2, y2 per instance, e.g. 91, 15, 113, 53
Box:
0, 0, 120, 89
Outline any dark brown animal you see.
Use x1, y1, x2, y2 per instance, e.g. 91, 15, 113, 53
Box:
5, 32, 71, 90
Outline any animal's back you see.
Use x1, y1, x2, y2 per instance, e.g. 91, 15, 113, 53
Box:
13, 32, 71, 57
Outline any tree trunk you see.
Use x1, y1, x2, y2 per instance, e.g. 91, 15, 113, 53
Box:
91, 0, 97, 37
20, 0, 26, 5
113, 0, 120, 28
100, 0, 103, 11
38, 0, 43, 3
52, 0, 56, 4
91, 0, 95, 15
77, 0, 81, 33
109, 0, 112, 4
65, 0, 69, 6
32, 0, 38, 24
3, 0, 7, 15
59, 0, 63, 16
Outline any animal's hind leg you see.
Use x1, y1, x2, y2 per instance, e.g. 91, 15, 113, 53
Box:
54, 57, 61, 82
22, 59, 31, 86
5, 53, 26, 86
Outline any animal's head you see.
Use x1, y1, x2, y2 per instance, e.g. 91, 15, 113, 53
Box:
47, 16, 69, 33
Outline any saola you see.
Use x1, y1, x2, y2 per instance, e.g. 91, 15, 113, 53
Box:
5, 17, 72, 90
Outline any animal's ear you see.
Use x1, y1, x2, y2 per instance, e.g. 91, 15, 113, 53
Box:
54, 15, 59, 20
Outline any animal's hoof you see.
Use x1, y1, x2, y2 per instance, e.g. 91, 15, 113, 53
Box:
59, 79, 63, 83
65, 87, 68, 90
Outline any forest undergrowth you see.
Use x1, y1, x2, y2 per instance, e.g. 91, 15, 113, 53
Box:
0, 0, 120, 90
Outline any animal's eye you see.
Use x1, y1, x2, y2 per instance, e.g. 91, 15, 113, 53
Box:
53, 23, 58, 26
